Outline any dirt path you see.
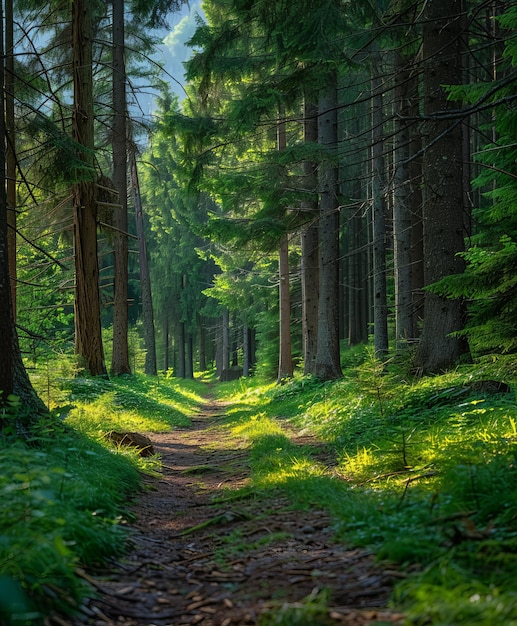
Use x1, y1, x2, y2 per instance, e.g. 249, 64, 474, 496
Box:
73, 399, 405, 626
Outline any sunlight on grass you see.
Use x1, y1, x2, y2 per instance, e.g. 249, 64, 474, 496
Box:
17, 347, 517, 625
254, 456, 327, 489
59, 374, 210, 468
216, 378, 276, 407
63, 374, 208, 438
223, 351, 517, 626
230, 412, 284, 440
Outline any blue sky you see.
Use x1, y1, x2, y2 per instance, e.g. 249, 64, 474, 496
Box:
158, 1, 204, 100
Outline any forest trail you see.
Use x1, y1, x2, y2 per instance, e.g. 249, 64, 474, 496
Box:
73, 396, 405, 626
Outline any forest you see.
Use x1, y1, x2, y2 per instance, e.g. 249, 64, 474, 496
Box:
2, 0, 517, 624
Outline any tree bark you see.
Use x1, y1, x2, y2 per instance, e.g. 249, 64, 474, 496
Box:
177, 321, 185, 378
6, 0, 16, 320
0, 2, 45, 414
414, 0, 470, 373
314, 73, 343, 380
278, 232, 293, 381
242, 320, 249, 377
0, 0, 13, 399
111, 0, 131, 376
393, 52, 414, 347
163, 311, 169, 371
129, 143, 157, 375
72, 0, 106, 377
222, 308, 230, 373
198, 314, 207, 372
186, 334, 194, 379
371, 57, 389, 357
301, 98, 319, 375
277, 112, 293, 382
408, 74, 424, 329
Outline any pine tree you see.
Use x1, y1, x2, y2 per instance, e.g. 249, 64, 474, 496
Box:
413, 0, 470, 373
430, 4, 517, 355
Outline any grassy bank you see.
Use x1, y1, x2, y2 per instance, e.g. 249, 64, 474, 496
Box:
3, 349, 517, 625
215, 351, 517, 625
0, 373, 207, 625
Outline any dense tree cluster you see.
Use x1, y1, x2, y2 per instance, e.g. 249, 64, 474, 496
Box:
1, 0, 517, 414
146, 0, 515, 380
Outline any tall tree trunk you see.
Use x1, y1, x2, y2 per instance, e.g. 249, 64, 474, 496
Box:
198, 314, 207, 372
277, 112, 293, 382
163, 311, 169, 371
371, 57, 389, 356
242, 320, 249, 377
110, 0, 130, 376
408, 74, 424, 329
348, 199, 368, 345
278, 232, 293, 381
129, 143, 157, 375
221, 308, 230, 373
0, 2, 45, 415
177, 322, 185, 378
301, 98, 319, 375
72, 0, 106, 377
314, 73, 343, 380
6, 0, 16, 320
414, 0, 470, 373
186, 334, 194, 379
0, 0, 13, 402
393, 52, 414, 347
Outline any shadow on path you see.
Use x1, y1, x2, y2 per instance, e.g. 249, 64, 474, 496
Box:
71, 399, 405, 626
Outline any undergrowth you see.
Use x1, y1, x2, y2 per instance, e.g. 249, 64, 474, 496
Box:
6, 351, 517, 625
0, 415, 140, 624
1, 369, 209, 625
217, 349, 517, 626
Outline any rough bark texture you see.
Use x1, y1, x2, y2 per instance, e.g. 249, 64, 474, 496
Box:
347, 179, 368, 346
278, 233, 293, 381
371, 61, 389, 356
222, 309, 230, 373
393, 53, 414, 346
198, 314, 207, 372
414, 0, 470, 373
6, 0, 16, 320
314, 75, 343, 381
0, 3, 45, 414
0, 63, 14, 398
163, 312, 169, 371
277, 114, 293, 382
111, 0, 131, 376
301, 98, 319, 375
72, 0, 106, 377
408, 74, 424, 328
177, 321, 186, 378
130, 146, 157, 375
242, 320, 249, 377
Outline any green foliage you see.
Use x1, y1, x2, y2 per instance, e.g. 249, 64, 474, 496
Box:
432, 3, 517, 357
219, 353, 517, 625
63, 373, 202, 434
0, 414, 140, 623
0, 372, 211, 623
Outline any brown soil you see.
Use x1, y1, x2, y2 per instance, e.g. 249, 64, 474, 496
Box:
70, 398, 405, 626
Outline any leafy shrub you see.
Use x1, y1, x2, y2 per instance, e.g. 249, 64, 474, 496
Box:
0, 414, 140, 624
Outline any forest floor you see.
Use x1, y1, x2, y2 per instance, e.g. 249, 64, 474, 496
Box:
72, 396, 406, 626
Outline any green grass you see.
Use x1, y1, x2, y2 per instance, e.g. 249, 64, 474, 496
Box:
216, 350, 517, 626
8, 351, 517, 625
64, 373, 204, 430
1, 369, 211, 625
0, 416, 141, 624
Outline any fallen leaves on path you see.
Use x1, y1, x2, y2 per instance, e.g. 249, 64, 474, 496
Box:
67, 400, 405, 626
